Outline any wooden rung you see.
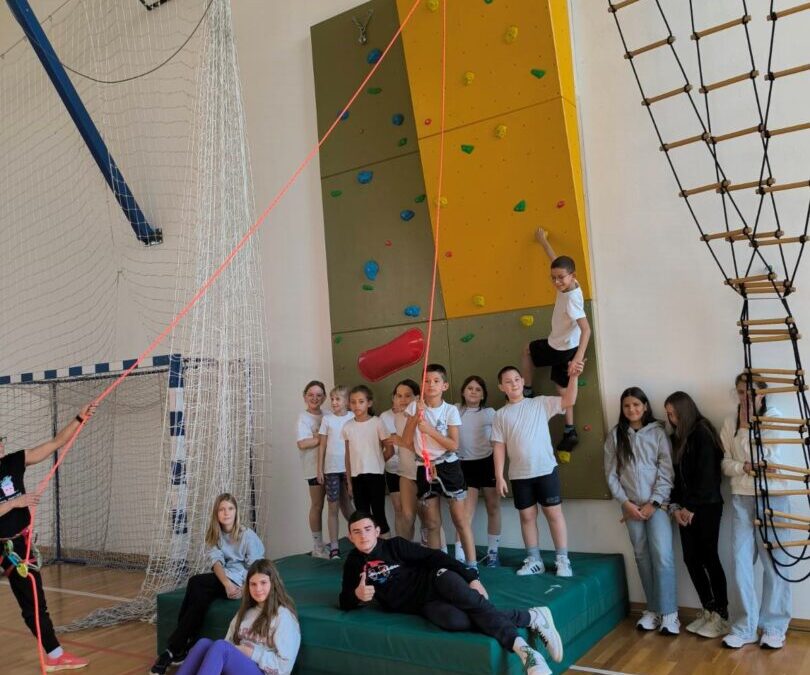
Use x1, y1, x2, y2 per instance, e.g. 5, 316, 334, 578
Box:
757, 423, 807, 433
643, 84, 692, 106
721, 178, 775, 193
752, 236, 808, 247
746, 334, 801, 344
700, 70, 758, 93
759, 438, 807, 445
766, 63, 810, 81
764, 121, 810, 138
751, 385, 806, 394
766, 538, 810, 548
741, 329, 796, 336
661, 132, 708, 151
692, 15, 751, 39
745, 374, 800, 383
712, 124, 761, 144
739, 317, 795, 327
758, 180, 810, 194
763, 489, 810, 496
726, 272, 774, 285
701, 227, 748, 241
768, 2, 810, 20
728, 229, 783, 241
757, 461, 810, 474
680, 180, 728, 197
751, 470, 809, 481
765, 508, 810, 523
734, 278, 787, 286
742, 286, 795, 294
754, 519, 810, 530
756, 415, 810, 424
625, 36, 675, 59
608, 0, 641, 12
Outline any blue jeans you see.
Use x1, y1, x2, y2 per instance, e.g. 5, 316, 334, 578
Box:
729, 495, 792, 639
625, 508, 677, 615
175, 638, 261, 675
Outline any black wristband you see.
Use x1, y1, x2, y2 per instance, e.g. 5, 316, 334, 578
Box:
75, 414, 86, 424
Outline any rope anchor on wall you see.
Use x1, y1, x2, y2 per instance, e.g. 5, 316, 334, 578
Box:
352, 9, 374, 45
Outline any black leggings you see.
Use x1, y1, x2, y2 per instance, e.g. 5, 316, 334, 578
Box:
679, 503, 728, 616
168, 572, 227, 654
351, 473, 390, 534
421, 569, 530, 649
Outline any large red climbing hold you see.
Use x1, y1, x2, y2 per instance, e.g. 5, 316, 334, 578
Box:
357, 328, 426, 382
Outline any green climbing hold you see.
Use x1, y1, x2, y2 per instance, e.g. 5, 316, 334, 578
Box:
578, 378, 587, 387
530, 69, 546, 79
414, 193, 426, 203
367, 86, 382, 95
513, 200, 526, 212
398, 137, 408, 147
334, 335, 343, 344
460, 144, 475, 154
330, 190, 343, 198
484, 0, 494, 4
362, 284, 374, 291
460, 333, 475, 343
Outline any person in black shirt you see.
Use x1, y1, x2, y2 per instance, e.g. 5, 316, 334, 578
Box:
339, 511, 564, 675
0, 402, 96, 671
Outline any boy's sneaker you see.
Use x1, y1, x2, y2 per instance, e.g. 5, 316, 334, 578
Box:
454, 545, 465, 562
685, 608, 710, 634
484, 550, 501, 568
555, 554, 572, 577
528, 606, 564, 663
44, 651, 88, 672
522, 386, 535, 399
635, 610, 659, 631
659, 612, 680, 635
556, 429, 579, 453
722, 633, 758, 649
312, 545, 330, 559
149, 651, 173, 675
516, 557, 545, 576
329, 548, 341, 560
760, 633, 785, 649
696, 611, 729, 639
519, 646, 551, 675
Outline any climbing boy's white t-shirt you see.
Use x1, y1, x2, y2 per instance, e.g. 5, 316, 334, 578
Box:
548, 285, 586, 351
341, 416, 389, 477
379, 409, 399, 474
456, 405, 495, 461
405, 400, 461, 464
491, 396, 563, 479
318, 412, 354, 474
296, 410, 322, 480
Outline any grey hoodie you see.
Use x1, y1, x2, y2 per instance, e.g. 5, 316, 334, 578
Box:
603, 422, 673, 506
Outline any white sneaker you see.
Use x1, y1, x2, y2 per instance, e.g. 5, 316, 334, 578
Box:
517, 557, 545, 576
555, 554, 572, 577
696, 611, 729, 639
722, 633, 758, 649
454, 544, 465, 563
519, 646, 551, 675
685, 609, 710, 634
312, 545, 330, 559
528, 607, 563, 663
659, 612, 680, 635
635, 610, 659, 631
760, 633, 785, 649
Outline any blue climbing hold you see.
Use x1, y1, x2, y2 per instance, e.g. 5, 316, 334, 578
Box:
404, 304, 421, 317
364, 260, 380, 281
337, 109, 350, 121
392, 113, 405, 126
367, 48, 382, 64
357, 170, 374, 184
400, 209, 415, 221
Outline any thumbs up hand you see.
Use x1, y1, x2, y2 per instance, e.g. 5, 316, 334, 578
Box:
355, 571, 375, 602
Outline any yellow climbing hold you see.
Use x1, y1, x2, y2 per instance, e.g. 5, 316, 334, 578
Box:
438, 196, 448, 208
426, 0, 439, 11
463, 71, 475, 85
520, 315, 534, 327
505, 26, 519, 43
495, 124, 507, 139
472, 294, 486, 307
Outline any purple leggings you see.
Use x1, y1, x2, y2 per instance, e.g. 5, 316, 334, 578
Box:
175, 638, 262, 675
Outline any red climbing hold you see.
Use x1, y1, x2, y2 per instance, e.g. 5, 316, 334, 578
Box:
424, 118, 432, 125
444, 250, 453, 258
384, 240, 393, 247
583, 424, 592, 432
556, 200, 565, 208
357, 328, 426, 382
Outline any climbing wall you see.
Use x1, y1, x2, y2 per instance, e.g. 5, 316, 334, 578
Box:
312, 0, 608, 499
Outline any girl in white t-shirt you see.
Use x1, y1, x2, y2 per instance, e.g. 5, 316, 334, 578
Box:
385, 379, 421, 539
455, 375, 501, 567
379, 387, 404, 535
317, 385, 355, 559
296, 380, 327, 559
342, 385, 393, 535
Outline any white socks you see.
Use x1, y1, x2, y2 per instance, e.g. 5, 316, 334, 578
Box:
47, 647, 64, 659
488, 534, 501, 552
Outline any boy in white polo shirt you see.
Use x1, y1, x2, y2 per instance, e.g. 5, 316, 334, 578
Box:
492, 364, 582, 577
520, 228, 591, 461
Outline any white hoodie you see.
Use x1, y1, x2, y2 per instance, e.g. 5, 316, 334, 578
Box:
720, 406, 787, 496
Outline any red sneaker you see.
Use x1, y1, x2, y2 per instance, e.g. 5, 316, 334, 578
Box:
44, 650, 89, 671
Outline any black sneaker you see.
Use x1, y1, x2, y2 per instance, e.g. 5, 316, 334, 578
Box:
171, 649, 188, 665
523, 386, 535, 399
150, 650, 173, 675
556, 429, 579, 452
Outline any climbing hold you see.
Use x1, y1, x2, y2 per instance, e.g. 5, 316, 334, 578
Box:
460, 333, 475, 343
444, 250, 453, 258
329, 190, 343, 198
463, 71, 475, 85
530, 68, 546, 79
367, 86, 382, 95
400, 209, 415, 221
505, 26, 519, 43
403, 304, 421, 317
424, 118, 432, 125
558, 451, 571, 464
460, 144, 475, 154
439, 196, 448, 208
426, 0, 439, 11
362, 283, 375, 291
392, 113, 405, 126
334, 335, 343, 344
484, 0, 494, 4
357, 170, 374, 184
578, 378, 587, 387
337, 109, 350, 121
398, 137, 408, 147
472, 294, 485, 307
358, 327, 426, 382
495, 124, 507, 138
583, 424, 592, 432
366, 48, 382, 64
414, 193, 427, 203
520, 315, 535, 327
556, 200, 566, 208
363, 260, 380, 281
384, 240, 393, 247
513, 200, 526, 212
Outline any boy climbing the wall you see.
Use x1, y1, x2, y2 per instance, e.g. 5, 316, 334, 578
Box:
520, 228, 591, 460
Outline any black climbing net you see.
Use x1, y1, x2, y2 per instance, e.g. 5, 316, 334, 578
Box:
608, 0, 810, 582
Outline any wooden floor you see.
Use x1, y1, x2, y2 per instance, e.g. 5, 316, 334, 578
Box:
1, 564, 808, 674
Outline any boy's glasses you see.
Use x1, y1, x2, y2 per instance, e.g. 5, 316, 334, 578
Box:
550, 273, 572, 282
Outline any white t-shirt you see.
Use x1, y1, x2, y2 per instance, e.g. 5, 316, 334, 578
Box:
491, 396, 563, 479
296, 410, 322, 480
548, 285, 586, 351
456, 405, 495, 461
318, 412, 354, 474
342, 416, 389, 477
405, 400, 461, 464
379, 409, 400, 474
393, 411, 417, 480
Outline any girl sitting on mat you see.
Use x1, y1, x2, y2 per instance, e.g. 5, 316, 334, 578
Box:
603, 387, 679, 636
720, 374, 792, 650
176, 558, 300, 675
151, 493, 265, 674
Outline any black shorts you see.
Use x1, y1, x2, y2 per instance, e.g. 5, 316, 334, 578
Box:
529, 339, 578, 388
511, 467, 562, 510
385, 471, 400, 494
306, 477, 320, 487
416, 461, 466, 502
461, 455, 496, 489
